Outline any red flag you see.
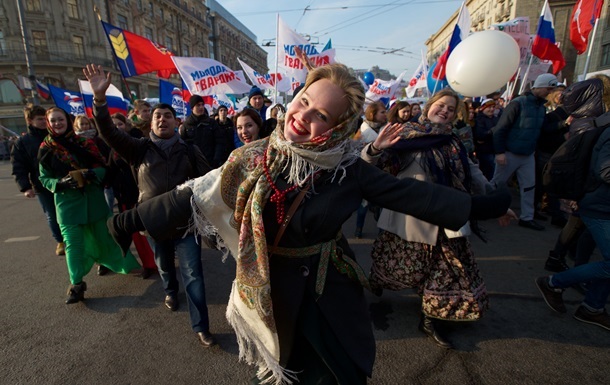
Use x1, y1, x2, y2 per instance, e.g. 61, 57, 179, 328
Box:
570, 0, 604, 55
101, 21, 178, 79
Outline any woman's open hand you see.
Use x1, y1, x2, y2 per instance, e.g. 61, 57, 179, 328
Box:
373, 123, 403, 151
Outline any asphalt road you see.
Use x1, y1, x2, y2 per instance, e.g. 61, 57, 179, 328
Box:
0, 159, 608, 385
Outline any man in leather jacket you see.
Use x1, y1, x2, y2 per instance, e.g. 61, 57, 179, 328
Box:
87, 67, 216, 348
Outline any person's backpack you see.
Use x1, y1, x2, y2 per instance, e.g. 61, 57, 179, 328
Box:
542, 112, 610, 200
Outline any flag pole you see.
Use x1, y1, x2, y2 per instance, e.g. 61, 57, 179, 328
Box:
274, 13, 279, 103
581, 16, 600, 79
94, 6, 136, 103
519, 48, 534, 95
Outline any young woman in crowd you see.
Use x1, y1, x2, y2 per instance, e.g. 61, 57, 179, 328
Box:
387, 100, 411, 124
408, 102, 422, 122
38, 107, 140, 304
214, 105, 235, 165
234, 108, 263, 146
363, 88, 515, 349
99, 64, 510, 384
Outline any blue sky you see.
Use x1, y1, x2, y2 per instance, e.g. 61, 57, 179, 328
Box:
220, 0, 463, 77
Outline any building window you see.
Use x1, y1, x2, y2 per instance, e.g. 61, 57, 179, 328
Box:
0, 79, 23, 104
137, 0, 142, 10
168, 14, 173, 28
25, 0, 42, 12
67, 0, 79, 18
118, 14, 128, 30
148, 2, 154, 18
165, 36, 173, 52
0, 31, 5, 56
31, 30, 49, 59
182, 45, 189, 57
145, 26, 153, 41
159, 7, 164, 21
72, 36, 84, 59
123, 0, 130, 5
602, 44, 610, 67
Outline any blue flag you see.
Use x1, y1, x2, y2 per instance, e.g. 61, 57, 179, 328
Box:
49, 84, 85, 116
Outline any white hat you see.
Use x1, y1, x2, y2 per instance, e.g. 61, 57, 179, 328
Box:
532, 73, 559, 89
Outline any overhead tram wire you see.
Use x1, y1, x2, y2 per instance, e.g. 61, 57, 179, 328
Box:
232, 1, 462, 17
313, 1, 416, 37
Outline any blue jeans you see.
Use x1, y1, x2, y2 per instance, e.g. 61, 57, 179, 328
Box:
153, 234, 210, 332
37, 189, 63, 243
552, 216, 610, 309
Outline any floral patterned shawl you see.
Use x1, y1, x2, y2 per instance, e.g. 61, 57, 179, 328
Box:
187, 118, 360, 385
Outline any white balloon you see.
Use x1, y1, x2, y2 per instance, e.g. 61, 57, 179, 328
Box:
446, 30, 520, 97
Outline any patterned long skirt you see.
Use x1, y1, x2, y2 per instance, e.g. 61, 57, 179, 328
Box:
369, 230, 488, 321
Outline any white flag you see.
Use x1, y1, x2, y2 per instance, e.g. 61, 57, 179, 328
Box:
277, 17, 336, 83
172, 56, 252, 96
365, 71, 407, 103
405, 60, 428, 98
237, 58, 291, 92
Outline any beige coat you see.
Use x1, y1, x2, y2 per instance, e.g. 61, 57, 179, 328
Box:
361, 142, 490, 245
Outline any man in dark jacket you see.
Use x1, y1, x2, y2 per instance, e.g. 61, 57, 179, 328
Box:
11, 104, 64, 255
491, 73, 559, 231
84, 63, 216, 347
180, 95, 226, 168
536, 111, 610, 331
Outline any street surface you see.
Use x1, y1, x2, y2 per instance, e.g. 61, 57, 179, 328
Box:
0, 159, 608, 385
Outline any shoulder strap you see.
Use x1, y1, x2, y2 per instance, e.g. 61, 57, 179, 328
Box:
273, 183, 311, 248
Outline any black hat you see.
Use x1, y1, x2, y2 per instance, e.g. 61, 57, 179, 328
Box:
189, 95, 204, 109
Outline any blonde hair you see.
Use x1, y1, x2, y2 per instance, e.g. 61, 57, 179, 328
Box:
74, 115, 92, 131
423, 88, 462, 123
297, 63, 365, 134
592, 74, 610, 112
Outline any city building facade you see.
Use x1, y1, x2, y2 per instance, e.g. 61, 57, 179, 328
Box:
0, 0, 267, 133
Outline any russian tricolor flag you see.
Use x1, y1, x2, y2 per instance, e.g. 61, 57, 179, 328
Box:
532, 0, 566, 74
431, 2, 471, 82
78, 79, 129, 118
36, 80, 50, 100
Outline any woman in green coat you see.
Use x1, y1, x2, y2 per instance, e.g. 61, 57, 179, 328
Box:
38, 107, 140, 304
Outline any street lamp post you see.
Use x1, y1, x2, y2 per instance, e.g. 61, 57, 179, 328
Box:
16, 0, 39, 104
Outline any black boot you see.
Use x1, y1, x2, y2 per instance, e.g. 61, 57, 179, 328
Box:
66, 282, 87, 304
107, 208, 144, 257
544, 251, 569, 272
418, 314, 454, 349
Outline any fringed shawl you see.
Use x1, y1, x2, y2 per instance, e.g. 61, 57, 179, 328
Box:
185, 120, 361, 384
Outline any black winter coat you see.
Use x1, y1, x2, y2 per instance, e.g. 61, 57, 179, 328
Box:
10, 125, 49, 193
94, 103, 211, 204
473, 113, 498, 154
562, 78, 607, 136
180, 113, 225, 168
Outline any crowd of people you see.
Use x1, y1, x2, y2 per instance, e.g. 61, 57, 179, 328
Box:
9, 60, 610, 384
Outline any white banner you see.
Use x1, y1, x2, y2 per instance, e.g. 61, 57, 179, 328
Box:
405, 60, 428, 98
172, 56, 252, 96
277, 17, 336, 83
212, 93, 237, 116
365, 71, 407, 103
237, 58, 291, 92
